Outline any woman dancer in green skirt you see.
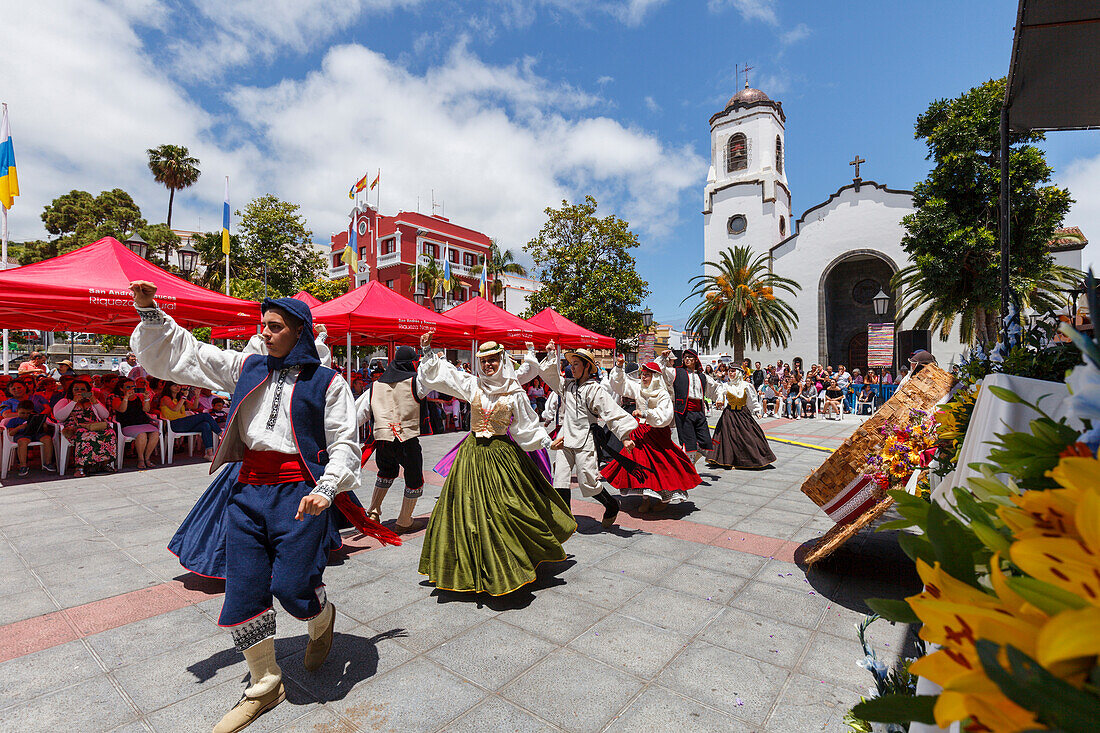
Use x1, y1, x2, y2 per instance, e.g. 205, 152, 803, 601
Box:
416, 332, 576, 595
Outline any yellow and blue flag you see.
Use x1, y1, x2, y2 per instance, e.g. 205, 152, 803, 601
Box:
443, 256, 452, 292
341, 219, 359, 273
349, 172, 368, 199
0, 104, 19, 210
221, 177, 230, 255
479, 263, 487, 297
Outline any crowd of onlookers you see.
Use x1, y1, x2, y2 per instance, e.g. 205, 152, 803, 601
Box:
2, 351, 224, 478
702, 358, 903, 420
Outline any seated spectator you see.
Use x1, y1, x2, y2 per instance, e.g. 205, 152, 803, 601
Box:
93, 374, 120, 405
867, 370, 880, 386
61, 389, 117, 478
351, 377, 367, 399
17, 351, 48, 376
159, 382, 222, 460
760, 380, 779, 417
209, 397, 229, 427
117, 352, 146, 379
836, 365, 852, 392
852, 368, 864, 385
882, 370, 894, 385
111, 379, 160, 469
2, 379, 35, 418
34, 377, 62, 411
823, 379, 845, 419
527, 377, 547, 414
894, 366, 908, 385
799, 378, 818, 418
190, 387, 215, 413
4, 398, 57, 476
856, 383, 877, 415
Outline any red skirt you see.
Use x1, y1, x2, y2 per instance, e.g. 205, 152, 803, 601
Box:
600, 423, 701, 496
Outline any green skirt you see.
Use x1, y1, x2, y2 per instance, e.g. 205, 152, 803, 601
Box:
419, 434, 576, 595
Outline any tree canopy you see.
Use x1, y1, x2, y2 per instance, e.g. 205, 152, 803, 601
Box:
146, 144, 200, 233
893, 78, 1078, 345
231, 194, 325, 298
470, 241, 528, 299
523, 196, 649, 346
682, 246, 801, 362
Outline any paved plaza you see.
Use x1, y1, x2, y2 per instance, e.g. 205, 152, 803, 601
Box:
0, 413, 921, 732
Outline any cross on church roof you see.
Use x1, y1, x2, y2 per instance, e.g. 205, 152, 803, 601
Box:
850, 155, 866, 179
740, 62, 753, 88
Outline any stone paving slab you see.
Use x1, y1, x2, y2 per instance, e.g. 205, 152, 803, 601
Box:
0, 411, 922, 732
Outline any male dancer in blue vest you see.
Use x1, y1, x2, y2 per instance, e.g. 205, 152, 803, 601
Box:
657, 349, 723, 464
129, 281, 361, 733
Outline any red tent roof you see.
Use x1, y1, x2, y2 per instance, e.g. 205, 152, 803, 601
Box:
0, 237, 260, 334
311, 281, 471, 344
211, 290, 321, 340
442, 296, 555, 348
527, 308, 616, 349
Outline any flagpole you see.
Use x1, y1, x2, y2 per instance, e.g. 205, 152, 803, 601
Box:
2, 206, 8, 376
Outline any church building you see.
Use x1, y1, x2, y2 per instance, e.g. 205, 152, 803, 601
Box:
706, 83, 981, 372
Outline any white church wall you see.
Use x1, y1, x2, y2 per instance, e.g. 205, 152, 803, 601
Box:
704, 183, 788, 269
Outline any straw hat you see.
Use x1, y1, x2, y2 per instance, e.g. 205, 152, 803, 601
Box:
57, 360, 74, 368
564, 348, 598, 370
476, 341, 505, 357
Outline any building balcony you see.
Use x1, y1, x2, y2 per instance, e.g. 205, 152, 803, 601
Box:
377, 250, 403, 269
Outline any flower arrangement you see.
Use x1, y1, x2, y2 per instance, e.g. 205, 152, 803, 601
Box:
933, 385, 979, 477
852, 273, 1100, 732
862, 408, 940, 492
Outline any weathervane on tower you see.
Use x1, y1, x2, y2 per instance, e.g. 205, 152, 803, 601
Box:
735, 62, 754, 90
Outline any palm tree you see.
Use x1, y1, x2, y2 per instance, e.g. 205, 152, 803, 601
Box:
146, 144, 201, 248
408, 259, 447, 306
469, 241, 528, 300
891, 262, 1083, 346
682, 246, 801, 362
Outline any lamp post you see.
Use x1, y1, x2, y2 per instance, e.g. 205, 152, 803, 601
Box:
177, 241, 199, 279
699, 325, 710, 349
414, 293, 425, 307
123, 233, 148, 259
871, 288, 892, 382
433, 294, 445, 312
641, 307, 653, 331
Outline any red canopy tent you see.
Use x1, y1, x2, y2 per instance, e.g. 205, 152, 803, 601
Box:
527, 308, 616, 349
441, 297, 555, 348
0, 237, 260, 334
311, 280, 471, 346
211, 290, 322, 340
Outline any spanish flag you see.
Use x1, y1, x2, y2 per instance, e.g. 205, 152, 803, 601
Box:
348, 172, 368, 199
0, 104, 19, 210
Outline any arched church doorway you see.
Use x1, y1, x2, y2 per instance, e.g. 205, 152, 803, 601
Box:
819, 252, 897, 369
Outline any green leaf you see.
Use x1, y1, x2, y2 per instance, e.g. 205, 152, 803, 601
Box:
976, 641, 1100, 732
926, 502, 982, 587
876, 518, 919, 532
851, 694, 938, 725
1005, 576, 1090, 615
951, 487, 998, 527
971, 521, 1011, 555
866, 597, 921, 624
897, 532, 937, 567
987, 385, 1024, 404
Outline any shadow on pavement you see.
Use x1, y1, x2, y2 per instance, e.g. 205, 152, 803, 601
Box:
573, 515, 646, 538
172, 572, 226, 596
427, 558, 577, 611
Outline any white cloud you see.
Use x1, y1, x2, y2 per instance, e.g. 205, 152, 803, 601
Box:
491, 0, 668, 29
597, 75, 615, 85
169, 0, 424, 80
708, 0, 778, 26
1061, 153, 1100, 275
780, 22, 811, 45
644, 95, 661, 113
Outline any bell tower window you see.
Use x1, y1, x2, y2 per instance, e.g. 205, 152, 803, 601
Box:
775, 136, 783, 174
726, 133, 747, 172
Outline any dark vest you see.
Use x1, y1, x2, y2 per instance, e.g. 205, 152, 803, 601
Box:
672, 368, 707, 415
216, 354, 337, 485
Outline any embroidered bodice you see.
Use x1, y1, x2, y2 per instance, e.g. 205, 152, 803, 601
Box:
472, 392, 513, 437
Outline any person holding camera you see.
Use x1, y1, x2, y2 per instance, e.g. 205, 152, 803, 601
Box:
55, 379, 116, 477
112, 378, 161, 468
159, 381, 222, 460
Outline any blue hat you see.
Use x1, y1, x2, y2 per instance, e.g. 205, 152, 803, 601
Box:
261, 297, 320, 370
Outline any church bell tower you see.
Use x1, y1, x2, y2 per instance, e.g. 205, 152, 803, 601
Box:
702, 79, 791, 273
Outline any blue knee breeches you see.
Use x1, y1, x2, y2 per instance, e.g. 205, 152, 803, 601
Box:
218, 480, 336, 628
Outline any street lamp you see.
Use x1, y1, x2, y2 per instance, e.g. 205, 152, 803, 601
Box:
433, 294, 445, 312
177, 241, 199, 277
123, 233, 148, 259
414, 293, 426, 306
641, 307, 653, 330
699, 325, 710, 347
872, 288, 890, 319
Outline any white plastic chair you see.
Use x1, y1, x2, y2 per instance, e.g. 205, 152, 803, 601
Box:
117, 418, 165, 470
164, 418, 218, 464
2, 420, 59, 479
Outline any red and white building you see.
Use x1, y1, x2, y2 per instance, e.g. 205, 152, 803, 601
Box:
328, 204, 541, 313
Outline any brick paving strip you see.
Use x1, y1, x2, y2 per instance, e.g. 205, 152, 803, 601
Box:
0, 500, 800, 664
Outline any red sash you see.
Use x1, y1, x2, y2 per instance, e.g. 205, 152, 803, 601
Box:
685, 399, 704, 412
239, 450, 307, 485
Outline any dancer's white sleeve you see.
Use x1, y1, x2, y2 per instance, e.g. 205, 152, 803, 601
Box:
354, 387, 372, 426
509, 393, 553, 451
130, 308, 245, 392
585, 383, 638, 441
320, 377, 362, 494
417, 353, 478, 403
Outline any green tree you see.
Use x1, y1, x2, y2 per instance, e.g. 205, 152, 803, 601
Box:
233, 195, 324, 298
682, 246, 801, 363
146, 144, 201, 238
135, 223, 180, 268
407, 258, 447, 302
191, 231, 242, 293
469, 241, 528, 299
892, 78, 1078, 346
300, 277, 349, 302
523, 196, 649, 347
20, 188, 147, 264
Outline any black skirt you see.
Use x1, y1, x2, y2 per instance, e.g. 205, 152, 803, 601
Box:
710, 407, 776, 468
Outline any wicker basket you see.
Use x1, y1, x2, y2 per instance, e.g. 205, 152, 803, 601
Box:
798, 364, 954, 564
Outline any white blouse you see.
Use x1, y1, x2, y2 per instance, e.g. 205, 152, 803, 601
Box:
130, 309, 360, 494
607, 367, 674, 428
417, 353, 551, 452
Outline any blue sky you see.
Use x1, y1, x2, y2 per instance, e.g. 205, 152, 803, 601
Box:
7, 1, 1098, 327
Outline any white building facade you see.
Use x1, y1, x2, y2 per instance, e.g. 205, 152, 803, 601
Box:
701, 84, 969, 372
